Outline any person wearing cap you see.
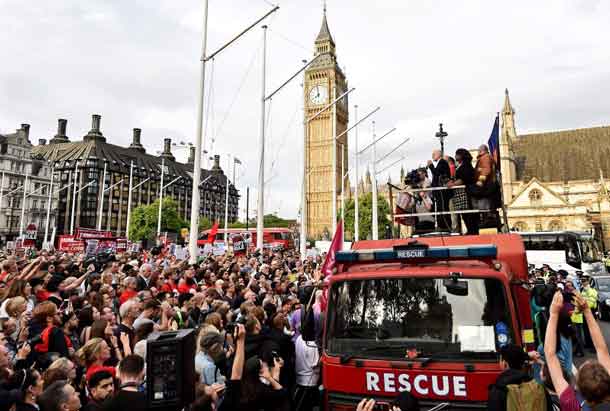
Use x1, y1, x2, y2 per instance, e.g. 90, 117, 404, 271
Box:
580, 276, 598, 350
195, 331, 226, 386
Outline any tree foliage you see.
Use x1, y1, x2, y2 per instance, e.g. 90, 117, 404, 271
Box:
199, 217, 213, 231
128, 198, 188, 242
342, 192, 392, 241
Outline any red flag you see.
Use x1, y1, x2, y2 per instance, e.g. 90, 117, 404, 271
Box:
208, 222, 219, 244
320, 220, 343, 311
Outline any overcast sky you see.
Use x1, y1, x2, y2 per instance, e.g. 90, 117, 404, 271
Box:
2, 0, 610, 219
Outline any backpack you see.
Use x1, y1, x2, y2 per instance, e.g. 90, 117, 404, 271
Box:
506, 380, 547, 411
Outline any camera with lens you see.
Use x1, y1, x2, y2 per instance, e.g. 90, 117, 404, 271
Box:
225, 317, 247, 336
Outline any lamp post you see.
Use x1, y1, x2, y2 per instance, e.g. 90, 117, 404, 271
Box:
371, 122, 378, 240
70, 163, 79, 235
224, 156, 241, 245
354, 105, 359, 242
360, 124, 397, 241
435, 123, 448, 157
125, 161, 134, 240
97, 161, 107, 231
18, 173, 28, 238
157, 158, 165, 238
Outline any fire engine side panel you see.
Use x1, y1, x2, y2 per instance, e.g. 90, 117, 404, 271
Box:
323, 361, 497, 401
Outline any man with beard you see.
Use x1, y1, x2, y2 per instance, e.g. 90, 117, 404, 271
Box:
83, 370, 114, 411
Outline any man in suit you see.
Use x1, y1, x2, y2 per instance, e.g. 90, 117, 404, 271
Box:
136, 263, 152, 291
427, 149, 451, 230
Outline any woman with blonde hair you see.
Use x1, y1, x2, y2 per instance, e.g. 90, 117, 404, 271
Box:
76, 337, 116, 382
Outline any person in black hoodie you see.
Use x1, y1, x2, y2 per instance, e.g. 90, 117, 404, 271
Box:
263, 312, 295, 391
488, 344, 548, 411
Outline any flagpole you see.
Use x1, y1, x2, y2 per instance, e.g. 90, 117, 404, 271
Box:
495, 112, 510, 231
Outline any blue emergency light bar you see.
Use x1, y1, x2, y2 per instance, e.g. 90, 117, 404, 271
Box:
335, 244, 497, 263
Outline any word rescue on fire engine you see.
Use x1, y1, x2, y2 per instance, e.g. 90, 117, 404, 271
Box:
365, 372, 467, 397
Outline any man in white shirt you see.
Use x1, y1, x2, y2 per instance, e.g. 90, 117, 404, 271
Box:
294, 322, 320, 410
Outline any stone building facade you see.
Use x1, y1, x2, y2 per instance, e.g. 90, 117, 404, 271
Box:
500, 89, 610, 248
0, 124, 58, 244
304, 8, 349, 238
32, 115, 239, 238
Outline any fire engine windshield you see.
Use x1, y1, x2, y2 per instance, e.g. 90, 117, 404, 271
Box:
326, 277, 513, 360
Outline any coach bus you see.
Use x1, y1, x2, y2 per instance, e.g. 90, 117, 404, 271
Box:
519, 231, 607, 276
197, 227, 295, 250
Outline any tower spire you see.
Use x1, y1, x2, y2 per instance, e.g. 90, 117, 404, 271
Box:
316, 1, 334, 46
503, 88, 515, 115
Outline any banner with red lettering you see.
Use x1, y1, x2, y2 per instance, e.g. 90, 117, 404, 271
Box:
75, 228, 113, 240
58, 235, 85, 253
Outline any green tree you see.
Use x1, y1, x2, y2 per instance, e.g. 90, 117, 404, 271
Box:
342, 192, 392, 241
198, 217, 213, 231
263, 214, 294, 228
128, 198, 188, 242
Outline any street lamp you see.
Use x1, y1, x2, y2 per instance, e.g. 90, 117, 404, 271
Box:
435, 123, 448, 157
224, 156, 241, 245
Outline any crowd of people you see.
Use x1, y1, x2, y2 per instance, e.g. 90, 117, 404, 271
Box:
485, 265, 609, 411
0, 247, 328, 411
397, 145, 500, 235
0, 241, 608, 411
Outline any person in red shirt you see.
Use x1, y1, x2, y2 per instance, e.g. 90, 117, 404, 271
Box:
177, 268, 197, 294
119, 277, 138, 305
0, 258, 17, 283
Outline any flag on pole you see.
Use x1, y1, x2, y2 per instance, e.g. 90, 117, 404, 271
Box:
207, 222, 219, 244
320, 219, 343, 311
487, 114, 500, 174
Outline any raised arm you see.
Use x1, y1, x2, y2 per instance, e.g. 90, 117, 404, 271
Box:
61, 266, 92, 292
543, 291, 570, 396
18, 257, 42, 280
231, 324, 246, 381
575, 292, 610, 372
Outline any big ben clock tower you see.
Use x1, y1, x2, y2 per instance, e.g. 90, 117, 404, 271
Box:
304, 6, 348, 239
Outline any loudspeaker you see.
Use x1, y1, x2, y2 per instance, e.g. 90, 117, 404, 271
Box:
146, 329, 196, 410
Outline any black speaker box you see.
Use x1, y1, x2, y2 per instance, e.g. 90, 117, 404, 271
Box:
146, 328, 196, 410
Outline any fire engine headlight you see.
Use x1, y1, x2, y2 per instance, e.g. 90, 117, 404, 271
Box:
605, 299, 610, 307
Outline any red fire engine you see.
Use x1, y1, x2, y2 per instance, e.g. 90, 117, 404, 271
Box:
321, 233, 533, 410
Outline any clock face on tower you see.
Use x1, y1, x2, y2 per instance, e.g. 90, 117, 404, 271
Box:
309, 84, 328, 105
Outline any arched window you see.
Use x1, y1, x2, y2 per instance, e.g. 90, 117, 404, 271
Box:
513, 221, 528, 232
529, 189, 543, 205
548, 220, 563, 231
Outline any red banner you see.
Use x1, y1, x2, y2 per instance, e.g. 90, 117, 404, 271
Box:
75, 228, 113, 240
58, 235, 85, 253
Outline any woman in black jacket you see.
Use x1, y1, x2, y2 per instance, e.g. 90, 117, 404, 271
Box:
447, 149, 479, 235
